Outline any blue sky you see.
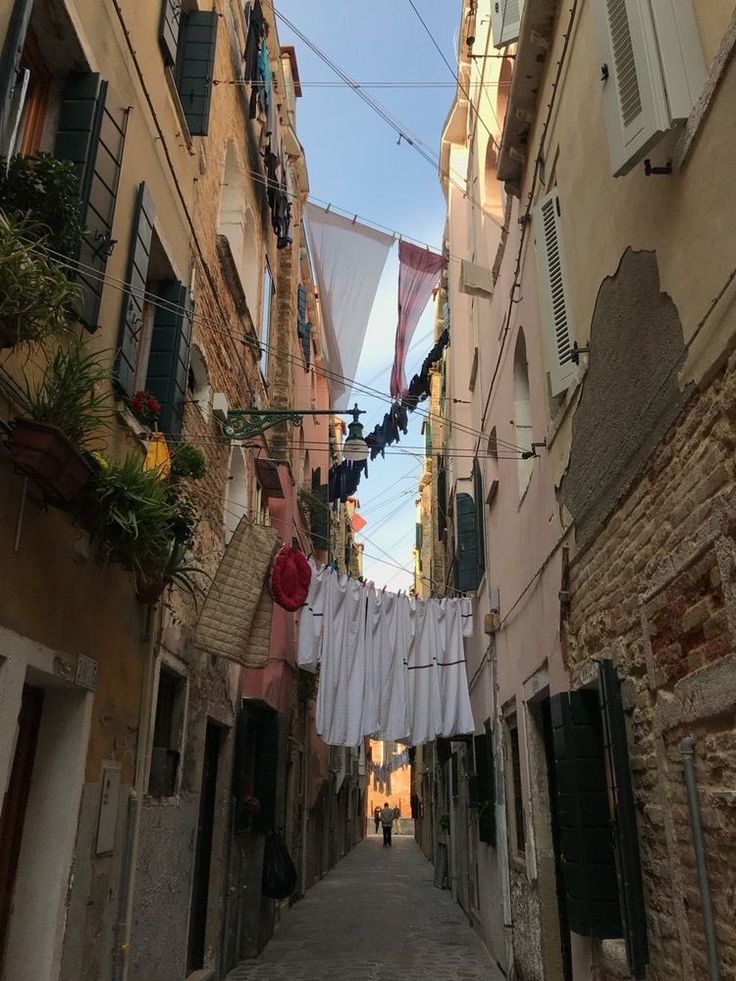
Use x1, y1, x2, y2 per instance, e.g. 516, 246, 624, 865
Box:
278, 0, 460, 590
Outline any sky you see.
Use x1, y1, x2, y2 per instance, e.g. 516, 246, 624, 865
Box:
278, 0, 461, 590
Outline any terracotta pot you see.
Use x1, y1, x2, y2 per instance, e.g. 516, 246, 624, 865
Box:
136, 578, 171, 604
0, 318, 19, 349
9, 419, 92, 501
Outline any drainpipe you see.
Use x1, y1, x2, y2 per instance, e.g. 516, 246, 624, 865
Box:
111, 603, 161, 981
679, 735, 721, 981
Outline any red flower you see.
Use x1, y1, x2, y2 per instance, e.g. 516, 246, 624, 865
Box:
128, 390, 161, 425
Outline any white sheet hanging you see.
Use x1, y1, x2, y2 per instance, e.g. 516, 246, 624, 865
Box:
296, 558, 327, 672
366, 589, 410, 742
305, 203, 394, 409
406, 597, 443, 746
436, 598, 475, 738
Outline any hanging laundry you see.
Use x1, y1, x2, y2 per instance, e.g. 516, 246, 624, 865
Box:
405, 597, 443, 745
244, 0, 265, 87
435, 598, 474, 738
366, 589, 410, 742
297, 558, 327, 673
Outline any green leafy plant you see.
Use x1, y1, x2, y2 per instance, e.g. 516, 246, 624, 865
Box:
23, 337, 112, 449
165, 486, 200, 548
170, 442, 206, 481
0, 153, 83, 258
0, 212, 82, 346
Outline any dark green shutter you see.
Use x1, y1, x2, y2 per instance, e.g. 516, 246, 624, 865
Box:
297, 283, 311, 368
145, 281, 192, 438
455, 492, 480, 592
176, 11, 217, 136
115, 183, 155, 397
475, 729, 496, 845
473, 460, 486, 576
159, 0, 181, 66
550, 690, 623, 940
55, 74, 125, 331
598, 660, 649, 978
253, 713, 279, 832
415, 522, 423, 550
0, 0, 34, 145
437, 457, 447, 539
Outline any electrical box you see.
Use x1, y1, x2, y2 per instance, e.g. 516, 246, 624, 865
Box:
212, 392, 229, 422
96, 764, 121, 855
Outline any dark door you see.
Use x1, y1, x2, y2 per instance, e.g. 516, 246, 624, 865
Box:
187, 722, 221, 972
0, 685, 44, 971
541, 696, 574, 981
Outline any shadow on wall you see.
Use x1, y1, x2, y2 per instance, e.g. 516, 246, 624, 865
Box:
559, 248, 689, 544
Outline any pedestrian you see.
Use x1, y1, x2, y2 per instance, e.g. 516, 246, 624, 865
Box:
380, 801, 395, 847
373, 804, 382, 834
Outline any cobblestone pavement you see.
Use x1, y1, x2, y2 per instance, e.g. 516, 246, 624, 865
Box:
225, 833, 505, 981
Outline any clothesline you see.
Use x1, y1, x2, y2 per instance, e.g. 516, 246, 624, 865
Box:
298, 560, 475, 747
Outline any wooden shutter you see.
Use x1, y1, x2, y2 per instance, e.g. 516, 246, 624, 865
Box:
232, 707, 251, 834
533, 188, 575, 397
0, 0, 34, 149
55, 74, 126, 331
297, 283, 311, 368
253, 713, 279, 832
598, 660, 649, 978
145, 281, 193, 438
159, 0, 181, 66
550, 690, 623, 940
491, 0, 522, 48
474, 729, 497, 845
473, 460, 485, 577
455, 492, 480, 592
115, 183, 155, 397
437, 457, 448, 539
176, 11, 217, 136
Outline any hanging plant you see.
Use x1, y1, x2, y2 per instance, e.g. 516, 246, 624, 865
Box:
169, 442, 206, 481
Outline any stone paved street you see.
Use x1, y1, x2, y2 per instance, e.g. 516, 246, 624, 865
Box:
225, 835, 505, 981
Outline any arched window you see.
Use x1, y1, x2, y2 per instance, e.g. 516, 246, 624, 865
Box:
224, 447, 247, 543
187, 344, 211, 421
218, 141, 258, 314
483, 139, 504, 221
497, 56, 513, 129
513, 331, 534, 498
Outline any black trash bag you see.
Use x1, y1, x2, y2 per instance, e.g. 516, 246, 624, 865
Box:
262, 832, 298, 900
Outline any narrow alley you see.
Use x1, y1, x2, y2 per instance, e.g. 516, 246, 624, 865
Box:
226, 835, 504, 981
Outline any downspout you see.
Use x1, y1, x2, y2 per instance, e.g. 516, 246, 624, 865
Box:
111, 602, 161, 981
679, 736, 721, 981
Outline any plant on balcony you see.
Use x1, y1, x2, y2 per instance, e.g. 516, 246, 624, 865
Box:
0, 153, 83, 259
10, 338, 112, 500
169, 442, 206, 481
127, 390, 161, 428
0, 212, 82, 348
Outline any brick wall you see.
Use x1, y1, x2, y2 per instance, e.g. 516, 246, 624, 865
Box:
566, 352, 736, 980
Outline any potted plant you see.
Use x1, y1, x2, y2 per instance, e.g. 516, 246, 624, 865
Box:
136, 540, 210, 606
10, 339, 111, 500
0, 212, 82, 348
169, 442, 206, 481
0, 153, 83, 259
127, 390, 161, 428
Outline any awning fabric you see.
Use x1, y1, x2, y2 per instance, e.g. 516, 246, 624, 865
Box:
390, 241, 446, 399
305, 203, 394, 409
194, 519, 280, 667
459, 259, 493, 298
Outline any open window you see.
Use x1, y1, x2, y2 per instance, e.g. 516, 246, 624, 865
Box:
149, 665, 187, 798
505, 710, 526, 858
513, 331, 534, 498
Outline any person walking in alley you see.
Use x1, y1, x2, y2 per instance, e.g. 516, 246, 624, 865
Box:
380, 802, 395, 847
373, 804, 382, 834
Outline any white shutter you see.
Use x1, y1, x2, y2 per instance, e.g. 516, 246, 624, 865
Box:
533, 188, 575, 397
648, 0, 705, 121
492, 0, 523, 48
593, 0, 676, 176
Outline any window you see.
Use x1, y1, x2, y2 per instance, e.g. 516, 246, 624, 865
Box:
4, 31, 51, 157
508, 715, 525, 855
483, 140, 504, 222
491, 0, 523, 48
473, 460, 486, 578
159, 1, 218, 136
218, 142, 259, 316
437, 455, 448, 540
187, 345, 211, 420
252, 477, 270, 526
297, 283, 311, 368
260, 261, 274, 379
513, 331, 534, 497
533, 188, 575, 398
474, 725, 497, 846
455, 491, 480, 592
594, 0, 705, 176
496, 56, 513, 129
116, 184, 193, 438
224, 447, 247, 543
149, 666, 186, 797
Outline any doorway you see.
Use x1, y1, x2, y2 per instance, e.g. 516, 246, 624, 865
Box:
187, 721, 221, 973
0, 685, 44, 972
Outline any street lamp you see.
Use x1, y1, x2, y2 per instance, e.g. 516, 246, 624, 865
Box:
223, 402, 369, 457
342, 404, 369, 463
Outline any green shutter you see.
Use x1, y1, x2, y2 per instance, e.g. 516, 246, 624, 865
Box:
415, 522, 423, 550
115, 183, 155, 397
297, 283, 311, 368
253, 713, 279, 832
0, 0, 34, 146
550, 690, 623, 940
232, 707, 251, 834
55, 74, 125, 331
473, 460, 486, 576
474, 729, 497, 845
159, 0, 181, 66
176, 11, 217, 136
455, 492, 480, 592
437, 457, 447, 539
598, 660, 649, 979
145, 281, 192, 438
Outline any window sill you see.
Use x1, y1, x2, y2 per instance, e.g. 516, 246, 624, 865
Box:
116, 403, 151, 447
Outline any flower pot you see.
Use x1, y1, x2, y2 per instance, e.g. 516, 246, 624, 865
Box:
9, 419, 92, 501
136, 578, 171, 604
